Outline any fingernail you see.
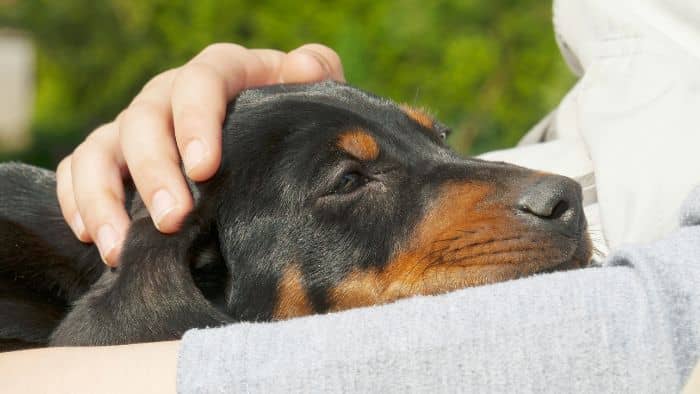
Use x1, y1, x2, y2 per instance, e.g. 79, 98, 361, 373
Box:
184, 139, 206, 175
72, 212, 87, 241
152, 188, 176, 228
97, 224, 118, 263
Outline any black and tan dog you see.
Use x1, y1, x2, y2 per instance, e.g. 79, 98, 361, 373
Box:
0, 82, 591, 352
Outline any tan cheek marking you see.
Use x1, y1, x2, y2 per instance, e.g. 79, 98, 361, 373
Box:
328, 270, 382, 311
378, 182, 502, 297
273, 265, 314, 320
337, 129, 380, 161
330, 182, 508, 311
400, 104, 434, 129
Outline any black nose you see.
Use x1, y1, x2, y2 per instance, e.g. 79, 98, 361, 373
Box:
517, 175, 583, 235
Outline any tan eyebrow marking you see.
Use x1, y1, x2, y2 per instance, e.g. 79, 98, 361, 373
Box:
399, 104, 434, 129
337, 129, 380, 161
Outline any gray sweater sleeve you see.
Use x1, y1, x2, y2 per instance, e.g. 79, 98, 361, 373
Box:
177, 188, 700, 394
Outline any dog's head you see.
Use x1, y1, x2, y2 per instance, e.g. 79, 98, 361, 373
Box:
187, 81, 591, 321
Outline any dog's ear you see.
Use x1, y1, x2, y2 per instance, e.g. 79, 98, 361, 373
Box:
50, 213, 233, 346
0, 163, 102, 349
48, 174, 233, 346
0, 164, 102, 296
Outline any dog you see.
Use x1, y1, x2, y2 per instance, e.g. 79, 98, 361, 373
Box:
0, 81, 591, 352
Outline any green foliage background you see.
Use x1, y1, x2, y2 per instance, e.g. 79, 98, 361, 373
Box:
0, 0, 575, 168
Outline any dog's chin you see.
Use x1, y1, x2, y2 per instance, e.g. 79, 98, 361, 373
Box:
503, 232, 594, 279
541, 233, 593, 274
483, 232, 594, 283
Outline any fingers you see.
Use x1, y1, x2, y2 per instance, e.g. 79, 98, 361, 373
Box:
57, 42, 346, 266
281, 43, 345, 83
120, 93, 193, 234
171, 43, 280, 182
170, 61, 229, 182
56, 156, 89, 242
68, 123, 131, 266
170, 43, 345, 183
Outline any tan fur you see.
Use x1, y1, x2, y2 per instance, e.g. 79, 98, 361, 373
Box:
273, 265, 314, 320
400, 104, 434, 129
337, 129, 380, 161
328, 181, 585, 311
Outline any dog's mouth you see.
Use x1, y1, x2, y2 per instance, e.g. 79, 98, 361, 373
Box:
322, 223, 593, 316
411, 226, 592, 292
541, 231, 593, 273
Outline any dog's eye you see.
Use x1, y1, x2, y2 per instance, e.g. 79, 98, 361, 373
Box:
335, 172, 367, 194
435, 125, 450, 141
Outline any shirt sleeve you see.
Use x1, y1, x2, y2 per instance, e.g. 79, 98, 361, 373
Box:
176, 187, 700, 394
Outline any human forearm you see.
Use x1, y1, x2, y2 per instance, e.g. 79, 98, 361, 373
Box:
177, 266, 672, 392
0, 340, 179, 394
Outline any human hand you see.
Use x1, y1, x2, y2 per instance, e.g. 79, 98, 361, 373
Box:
56, 43, 345, 266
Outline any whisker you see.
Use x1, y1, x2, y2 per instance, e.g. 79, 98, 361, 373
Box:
412, 87, 421, 103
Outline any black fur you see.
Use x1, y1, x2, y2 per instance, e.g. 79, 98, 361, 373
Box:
0, 82, 589, 350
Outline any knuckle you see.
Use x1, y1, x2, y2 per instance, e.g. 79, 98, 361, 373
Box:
129, 155, 179, 184
56, 155, 71, 175
200, 42, 245, 58
76, 123, 117, 156
299, 43, 342, 69
178, 61, 221, 83
119, 103, 167, 141
302, 42, 330, 53
324, 50, 343, 68
142, 68, 177, 92
71, 140, 92, 163
90, 122, 115, 141
72, 130, 109, 167
125, 99, 167, 122
114, 109, 127, 124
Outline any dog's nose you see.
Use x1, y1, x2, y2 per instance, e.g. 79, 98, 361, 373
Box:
517, 175, 583, 235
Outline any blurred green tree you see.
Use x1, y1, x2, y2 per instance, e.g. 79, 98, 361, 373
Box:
0, 0, 575, 167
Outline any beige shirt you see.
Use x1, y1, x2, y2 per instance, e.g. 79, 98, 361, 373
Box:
480, 0, 700, 258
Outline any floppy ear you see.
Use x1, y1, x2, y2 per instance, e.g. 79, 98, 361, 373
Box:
50, 193, 233, 346
0, 163, 104, 350
0, 163, 231, 348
